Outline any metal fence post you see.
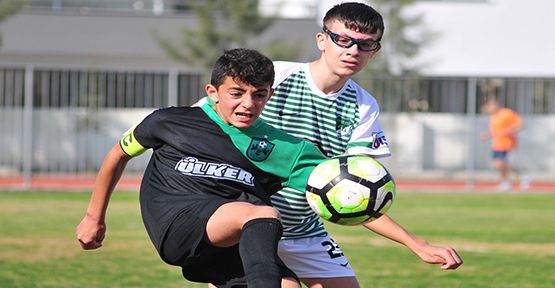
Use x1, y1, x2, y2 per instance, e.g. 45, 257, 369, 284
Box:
23, 65, 34, 189
466, 77, 477, 190
167, 69, 178, 107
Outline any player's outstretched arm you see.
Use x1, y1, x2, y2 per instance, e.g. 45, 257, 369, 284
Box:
76, 143, 133, 250
362, 214, 463, 270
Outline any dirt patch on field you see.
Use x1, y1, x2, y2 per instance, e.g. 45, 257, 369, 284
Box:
0, 234, 151, 263
0, 237, 82, 262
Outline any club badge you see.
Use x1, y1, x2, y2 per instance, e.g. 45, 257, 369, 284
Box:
247, 137, 275, 161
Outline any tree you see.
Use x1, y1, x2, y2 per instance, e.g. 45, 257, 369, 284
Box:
358, 0, 434, 77
155, 0, 300, 69
157, 0, 430, 76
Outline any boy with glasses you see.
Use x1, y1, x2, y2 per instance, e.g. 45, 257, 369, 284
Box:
260, 3, 463, 287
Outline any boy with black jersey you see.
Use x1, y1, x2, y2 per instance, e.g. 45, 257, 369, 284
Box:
76, 48, 326, 288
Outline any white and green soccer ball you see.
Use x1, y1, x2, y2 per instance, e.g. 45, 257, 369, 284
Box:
306, 155, 395, 226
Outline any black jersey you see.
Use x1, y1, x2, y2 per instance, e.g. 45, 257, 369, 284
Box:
120, 103, 326, 251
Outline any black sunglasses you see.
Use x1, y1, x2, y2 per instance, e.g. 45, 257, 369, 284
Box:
322, 26, 381, 52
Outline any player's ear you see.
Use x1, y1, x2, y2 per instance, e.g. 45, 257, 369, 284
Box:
316, 32, 326, 52
205, 84, 219, 103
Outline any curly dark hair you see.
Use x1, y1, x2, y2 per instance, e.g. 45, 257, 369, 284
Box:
210, 48, 274, 89
323, 2, 384, 41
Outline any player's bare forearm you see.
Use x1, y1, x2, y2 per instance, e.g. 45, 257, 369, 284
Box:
86, 144, 131, 219
77, 143, 132, 250
362, 214, 417, 246
362, 215, 463, 269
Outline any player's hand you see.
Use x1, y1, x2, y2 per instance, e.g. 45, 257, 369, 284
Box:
414, 241, 463, 270
76, 215, 106, 250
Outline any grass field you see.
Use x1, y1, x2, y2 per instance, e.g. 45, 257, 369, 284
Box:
1, 190, 554, 288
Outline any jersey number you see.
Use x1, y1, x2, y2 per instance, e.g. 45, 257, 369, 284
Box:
321, 239, 344, 259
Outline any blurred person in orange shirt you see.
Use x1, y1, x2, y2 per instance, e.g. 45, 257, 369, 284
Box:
481, 97, 529, 191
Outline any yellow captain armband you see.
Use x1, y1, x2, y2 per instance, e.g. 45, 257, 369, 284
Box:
119, 125, 147, 157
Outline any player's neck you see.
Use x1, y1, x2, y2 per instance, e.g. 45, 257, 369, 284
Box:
309, 60, 349, 95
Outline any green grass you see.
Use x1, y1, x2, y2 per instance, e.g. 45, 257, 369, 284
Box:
1, 191, 554, 288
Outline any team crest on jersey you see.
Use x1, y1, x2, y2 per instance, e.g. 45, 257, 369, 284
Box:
336, 119, 355, 137
247, 137, 275, 161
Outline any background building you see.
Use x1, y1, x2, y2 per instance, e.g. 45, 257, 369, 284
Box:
2, 0, 554, 75
0, 0, 553, 189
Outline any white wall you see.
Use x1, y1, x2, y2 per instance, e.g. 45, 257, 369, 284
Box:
408, 0, 555, 77
0, 13, 320, 68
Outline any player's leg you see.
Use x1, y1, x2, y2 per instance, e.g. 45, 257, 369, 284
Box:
278, 235, 360, 288
162, 198, 294, 287
516, 161, 530, 190
494, 158, 510, 178
504, 150, 530, 190
302, 277, 360, 288
209, 278, 298, 288
492, 151, 512, 191
209, 277, 298, 288
281, 277, 301, 288
207, 202, 294, 288
206, 201, 280, 247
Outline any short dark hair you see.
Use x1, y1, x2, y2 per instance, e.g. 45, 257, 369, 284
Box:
211, 48, 274, 89
323, 2, 384, 40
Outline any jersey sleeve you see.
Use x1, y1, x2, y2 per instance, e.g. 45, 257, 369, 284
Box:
120, 125, 148, 157
283, 141, 326, 192
273, 61, 304, 88
119, 109, 167, 156
346, 85, 391, 158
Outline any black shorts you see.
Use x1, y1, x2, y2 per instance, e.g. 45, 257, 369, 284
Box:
159, 193, 297, 287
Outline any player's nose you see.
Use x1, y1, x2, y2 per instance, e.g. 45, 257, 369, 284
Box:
346, 43, 360, 55
241, 95, 255, 108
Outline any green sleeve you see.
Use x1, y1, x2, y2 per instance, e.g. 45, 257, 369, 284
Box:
282, 141, 327, 192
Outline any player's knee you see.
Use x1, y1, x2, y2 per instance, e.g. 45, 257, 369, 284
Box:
244, 205, 280, 222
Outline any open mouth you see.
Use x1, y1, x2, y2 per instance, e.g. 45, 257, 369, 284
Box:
235, 111, 254, 121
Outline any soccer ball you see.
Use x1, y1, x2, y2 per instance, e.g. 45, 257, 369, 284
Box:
306, 155, 395, 226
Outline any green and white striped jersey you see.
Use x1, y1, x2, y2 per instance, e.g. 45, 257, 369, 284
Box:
260, 62, 391, 239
